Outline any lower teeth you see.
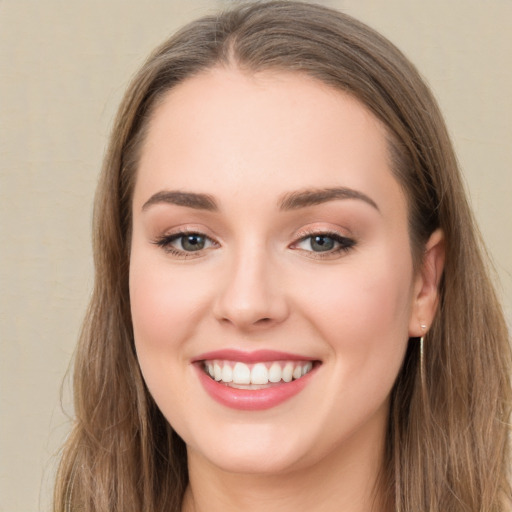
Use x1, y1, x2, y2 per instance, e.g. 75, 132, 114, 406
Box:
206, 371, 309, 387
224, 382, 279, 390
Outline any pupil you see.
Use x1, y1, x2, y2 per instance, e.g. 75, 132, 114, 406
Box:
312, 235, 334, 252
183, 234, 205, 251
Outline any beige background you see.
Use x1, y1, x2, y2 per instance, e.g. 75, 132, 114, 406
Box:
1, 1, 510, 510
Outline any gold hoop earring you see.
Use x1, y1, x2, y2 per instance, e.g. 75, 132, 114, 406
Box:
420, 336, 424, 374
419, 336, 427, 402
418, 324, 428, 403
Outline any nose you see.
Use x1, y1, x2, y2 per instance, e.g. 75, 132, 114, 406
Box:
212, 245, 290, 331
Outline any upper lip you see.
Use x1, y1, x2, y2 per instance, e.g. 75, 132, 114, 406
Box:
191, 349, 318, 364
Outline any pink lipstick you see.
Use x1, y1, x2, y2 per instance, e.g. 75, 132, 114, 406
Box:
192, 349, 319, 410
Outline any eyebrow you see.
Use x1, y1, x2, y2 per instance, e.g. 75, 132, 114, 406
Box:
142, 190, 218, 212
141, 186, 379, 213
279, 187, 379, 211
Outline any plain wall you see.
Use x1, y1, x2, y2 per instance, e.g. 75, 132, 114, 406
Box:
0, 1, 510, 510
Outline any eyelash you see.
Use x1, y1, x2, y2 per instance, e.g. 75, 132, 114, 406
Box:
153, 231, 218, 259
291, 230, 356, 259
153, 229, 356, 259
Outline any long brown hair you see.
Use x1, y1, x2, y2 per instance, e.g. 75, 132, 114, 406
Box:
54, 2, 512, 510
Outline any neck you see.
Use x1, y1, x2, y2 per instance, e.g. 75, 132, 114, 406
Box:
182, 421, 392, 512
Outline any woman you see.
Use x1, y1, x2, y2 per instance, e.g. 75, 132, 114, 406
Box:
54, 2, 512, 511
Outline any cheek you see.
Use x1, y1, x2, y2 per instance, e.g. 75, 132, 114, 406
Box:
301, 254, 412, 327
295, 249, 414, 386
128, 249, 214, 410
130, 255, 210, 353
129, 256, 215, 437
291, 258, 414, 445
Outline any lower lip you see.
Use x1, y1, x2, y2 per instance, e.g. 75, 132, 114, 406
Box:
195, 364, 317, 411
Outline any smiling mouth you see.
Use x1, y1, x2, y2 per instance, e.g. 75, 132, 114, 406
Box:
202, 360, 316, 389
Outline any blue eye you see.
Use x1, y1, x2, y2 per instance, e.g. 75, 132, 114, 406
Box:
295, 233, 355, 254
154, 232, 215, 255
178, 233, 207, 251
309, 235, 336, 252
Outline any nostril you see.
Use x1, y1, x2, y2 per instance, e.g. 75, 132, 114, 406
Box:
255, 317, 272, 325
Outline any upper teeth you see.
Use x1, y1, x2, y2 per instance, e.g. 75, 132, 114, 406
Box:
204, 360, 314, 385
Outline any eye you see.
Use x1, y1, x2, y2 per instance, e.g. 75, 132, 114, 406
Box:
293, 232, 355, 255
176, 233, 209, 251
154, 231, 216, 255
304, 235, 336, 252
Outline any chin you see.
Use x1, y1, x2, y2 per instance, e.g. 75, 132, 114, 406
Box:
185, 422, 314, 475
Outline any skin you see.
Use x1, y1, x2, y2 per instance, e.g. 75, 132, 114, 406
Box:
129, 67, 444, 512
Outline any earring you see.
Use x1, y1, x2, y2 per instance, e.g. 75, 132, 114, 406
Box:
419, 324, 427, 400
420, 336, 425, 377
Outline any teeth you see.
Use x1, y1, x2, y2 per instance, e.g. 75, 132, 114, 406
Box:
203, 359, 315, 386
251, 363, 269, 385
268, 362, 282, 383
232, 362, 251, 384
221, 364, 233, 383
214, 362, 222, 381
282, 363, 293, 382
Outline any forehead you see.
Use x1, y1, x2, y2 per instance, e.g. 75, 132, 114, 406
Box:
134, 67, 405, 221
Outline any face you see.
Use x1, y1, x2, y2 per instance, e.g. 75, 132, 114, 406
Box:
130, 68, 422, 475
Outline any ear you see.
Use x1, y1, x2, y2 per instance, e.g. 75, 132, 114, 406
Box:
408, 228, 445, 337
